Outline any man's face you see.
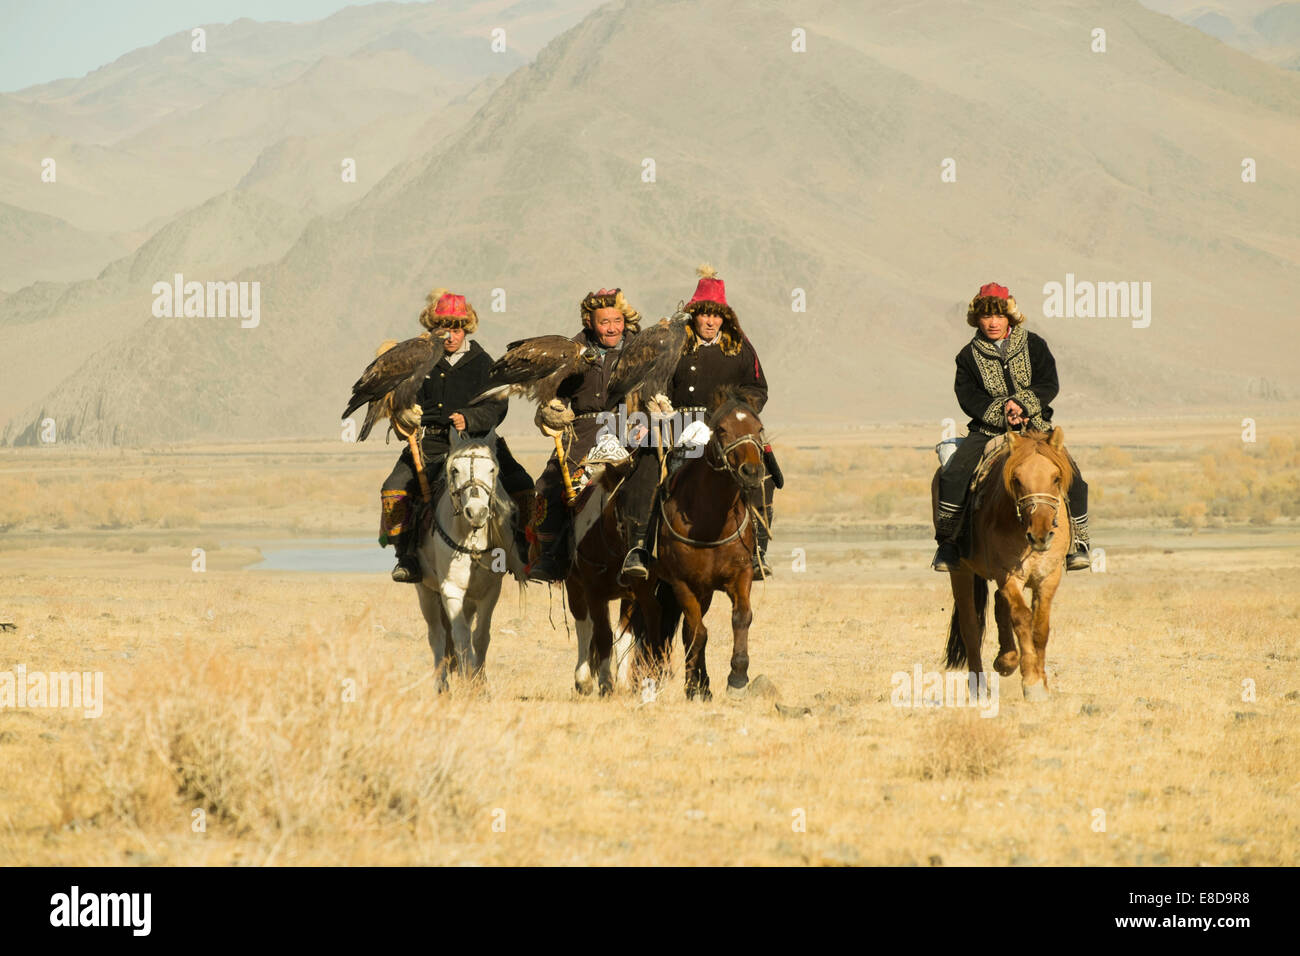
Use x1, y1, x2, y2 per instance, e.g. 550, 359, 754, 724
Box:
694, 309, 723, 342
442, 327, 466, 353
591, 307, 624, 347
978, 313, 1009, 340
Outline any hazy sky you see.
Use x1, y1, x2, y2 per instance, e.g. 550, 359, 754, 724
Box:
0, 0, 380, 91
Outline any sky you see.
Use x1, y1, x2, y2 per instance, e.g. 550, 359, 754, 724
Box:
0, 0, 384, 91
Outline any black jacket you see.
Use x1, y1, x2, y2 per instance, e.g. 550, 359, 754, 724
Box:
668, 335, 768, 413
954, 329, 1058, 437
417, 339, 506, 451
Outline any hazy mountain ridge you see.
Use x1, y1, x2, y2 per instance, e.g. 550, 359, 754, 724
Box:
3, 0, 1298, 445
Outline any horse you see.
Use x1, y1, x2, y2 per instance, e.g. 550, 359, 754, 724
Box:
555, 441, 660, 696
644, 387, 765, 701
413, 432, 523, 692
933, 428, 1073, 701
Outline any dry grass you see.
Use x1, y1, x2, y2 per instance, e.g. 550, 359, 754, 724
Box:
0, 420, 1297, 865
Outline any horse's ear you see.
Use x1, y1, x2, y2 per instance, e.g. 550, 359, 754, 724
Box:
1049, 427, 1065, 449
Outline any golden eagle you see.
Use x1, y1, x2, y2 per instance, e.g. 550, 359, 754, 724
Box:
469, 309, 692, 411
469, 335, 602, 406
341, 331, 446, 440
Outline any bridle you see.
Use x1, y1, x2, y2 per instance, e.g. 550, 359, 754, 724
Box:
447, 451, 496, 521
1014, 491, 1061, 527
661, 417, 766, 548
705, 426, 767, 489
435, 449, 499, 558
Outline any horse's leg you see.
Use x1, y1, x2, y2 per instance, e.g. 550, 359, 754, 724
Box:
569, 583, 596, 695
674, 580, 712, 701
417, 583, 450, 694
470, 574, 502, 677
723, 572, 753, 699
440, 579, 477, 681
1001, 577, 1043, 701
992, 588, 1019, 676
612, 598, 636, 692
1029, 568, 1061, 696
592, 598, 616, 696
948, 570, 983, 678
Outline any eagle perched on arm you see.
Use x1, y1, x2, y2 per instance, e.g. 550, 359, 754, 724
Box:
341, 331, 446, 440
469, 308, 691, 412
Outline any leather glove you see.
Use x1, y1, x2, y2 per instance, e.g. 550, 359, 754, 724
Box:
535, 399, 574, 438
393, 403, 423, 433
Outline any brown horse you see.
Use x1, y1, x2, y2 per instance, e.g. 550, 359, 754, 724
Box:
647, 388, 765, 701
556, 458, 660, 696
933, 428, 1074, 701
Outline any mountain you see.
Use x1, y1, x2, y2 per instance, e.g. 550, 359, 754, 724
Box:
4, 0, 1299, 445
1142, 0, 1300, 66
0, 2, 605, 289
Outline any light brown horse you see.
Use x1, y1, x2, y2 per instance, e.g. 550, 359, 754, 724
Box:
933, 428, 1073, 701
649, 388, 765, 701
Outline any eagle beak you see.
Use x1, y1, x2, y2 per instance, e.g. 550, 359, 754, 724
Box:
582, 348, 599, 363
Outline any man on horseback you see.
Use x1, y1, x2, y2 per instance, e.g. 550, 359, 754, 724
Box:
617, 264, 774, 584
527, 288, 643, 583
932, 282, 1091, 573
381, 288, 534, 583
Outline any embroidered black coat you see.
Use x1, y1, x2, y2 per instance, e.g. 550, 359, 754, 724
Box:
416, 339, 506, 454
667, 335, 769, 413
553, 329, 630, 457
954, 328, 1058, 437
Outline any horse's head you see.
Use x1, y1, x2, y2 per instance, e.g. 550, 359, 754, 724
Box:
445, 435, 499, 530
706, 386, 766, 496
1003, 428, 1073, 552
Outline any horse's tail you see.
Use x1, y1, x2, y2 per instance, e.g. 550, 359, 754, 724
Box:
627, 580, 682, 662
944, 576, 988, 669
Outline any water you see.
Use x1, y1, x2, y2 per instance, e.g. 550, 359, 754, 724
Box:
238, 536, 392, 573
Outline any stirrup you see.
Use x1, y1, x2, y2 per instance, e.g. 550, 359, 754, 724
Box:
752, 551, 773, 577
619, 549, 650, 584
392, 556, 422, 583
931, 541, 961, 572
1066, 545, 1091, 572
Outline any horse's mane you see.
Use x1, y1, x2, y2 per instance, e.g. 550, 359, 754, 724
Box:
707, 385, 757, 428
1001, 429, 1073, 498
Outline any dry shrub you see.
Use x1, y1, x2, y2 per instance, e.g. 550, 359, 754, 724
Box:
913, 710, 1009, 780
85, 634, 502, 846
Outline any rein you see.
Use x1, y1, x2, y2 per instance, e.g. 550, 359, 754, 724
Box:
661, 419, 765, 548
435, 449, 499, 560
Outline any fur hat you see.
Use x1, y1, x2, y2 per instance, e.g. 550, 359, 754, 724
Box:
419, 287, 479, 333
580, 287, 641, 335
966, 281, 1025, 328
684, 264, 743, 355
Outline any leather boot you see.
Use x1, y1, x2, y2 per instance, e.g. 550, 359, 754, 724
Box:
619, 514, 651, 584
509, 489, 535, 569
526, 491, 570, 583
391, 526, 423, 583
931, 509, 963, 572
1066, 515, 1092, 571
752, 502, 773, 578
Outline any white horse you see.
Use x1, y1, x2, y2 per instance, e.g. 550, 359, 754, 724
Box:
413, 432, 524, 692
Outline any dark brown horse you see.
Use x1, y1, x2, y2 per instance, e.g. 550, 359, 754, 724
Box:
553, 457, 660, 695
934, 428, 1074, 701
644, 388, 765, 700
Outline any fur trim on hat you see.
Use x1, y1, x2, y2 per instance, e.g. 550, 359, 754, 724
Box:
580, 288, 642, 335
419, 286, 479, 333
966, 293, 1025, 328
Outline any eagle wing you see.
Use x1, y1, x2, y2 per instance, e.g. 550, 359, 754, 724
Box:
341, 332, 440, 440
468, 335, 600, 406
607, 310, 691, 405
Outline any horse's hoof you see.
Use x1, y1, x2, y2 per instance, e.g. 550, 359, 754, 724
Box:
700, 688, 713, 703
726, 683, 747, 701
1022, 682, 1049, 702
575, 677, 594, 696
994, 652, 1019, 677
